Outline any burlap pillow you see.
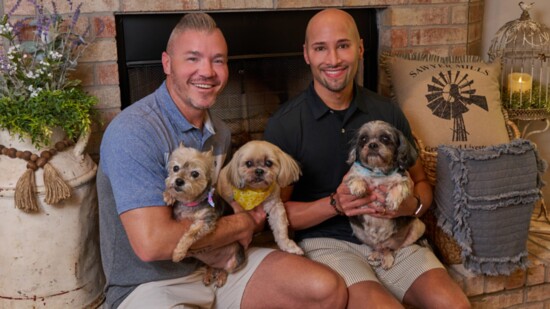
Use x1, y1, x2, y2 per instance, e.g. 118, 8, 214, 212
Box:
383, 54, 510, 152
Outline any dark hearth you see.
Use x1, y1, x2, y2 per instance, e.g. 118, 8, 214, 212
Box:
115, 9, 378, 146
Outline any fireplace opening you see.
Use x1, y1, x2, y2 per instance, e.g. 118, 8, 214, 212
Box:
115, 9, 378, 146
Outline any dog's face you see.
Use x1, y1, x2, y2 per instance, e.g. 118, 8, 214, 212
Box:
226, 140, 301, 190
347, 120, 417, 174
164, 144, 214, 203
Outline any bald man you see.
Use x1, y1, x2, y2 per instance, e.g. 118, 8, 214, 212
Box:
265, 8, 471, 309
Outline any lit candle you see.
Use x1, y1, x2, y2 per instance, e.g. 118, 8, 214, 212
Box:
507, 73, 532, 93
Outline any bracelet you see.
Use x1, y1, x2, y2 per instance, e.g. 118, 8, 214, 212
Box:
413, 195, 424, 217
329, 193, 344, 216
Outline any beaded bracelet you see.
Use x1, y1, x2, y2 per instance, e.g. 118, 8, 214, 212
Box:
329, 192, 344, 216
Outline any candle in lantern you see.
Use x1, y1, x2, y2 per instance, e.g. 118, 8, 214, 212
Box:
507, 73, 532, 93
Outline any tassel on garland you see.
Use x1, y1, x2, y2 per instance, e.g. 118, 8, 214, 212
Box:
1, 139, 74, 213
14, 168, 39, 213
44, 162, 71, 205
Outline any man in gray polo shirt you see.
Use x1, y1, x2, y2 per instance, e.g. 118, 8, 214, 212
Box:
97, 12, 346, 309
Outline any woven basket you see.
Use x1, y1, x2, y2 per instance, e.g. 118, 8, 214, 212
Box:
414, 109, 521, 264
506, 108, 550, 121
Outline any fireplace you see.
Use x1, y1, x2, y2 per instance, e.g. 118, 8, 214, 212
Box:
115, 9, 378, 146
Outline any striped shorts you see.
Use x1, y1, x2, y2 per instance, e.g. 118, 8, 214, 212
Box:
299, 237, 444, 301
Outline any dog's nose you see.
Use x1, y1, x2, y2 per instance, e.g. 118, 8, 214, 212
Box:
175, 178, 185, 187
255, 168, 264, 176
368, 142, 379, 150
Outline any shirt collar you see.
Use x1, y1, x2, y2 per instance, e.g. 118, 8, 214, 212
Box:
158, 81, 216, 137
307, 83, 366, 120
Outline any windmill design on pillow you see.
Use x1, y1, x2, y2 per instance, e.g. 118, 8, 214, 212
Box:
425, 70, 488, 142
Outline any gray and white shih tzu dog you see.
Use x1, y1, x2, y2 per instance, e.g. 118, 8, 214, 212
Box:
344, 120, 426, 269
163, 143, 245, 287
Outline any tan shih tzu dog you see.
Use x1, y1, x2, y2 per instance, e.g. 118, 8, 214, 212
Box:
344, 120, 426, 269
164, 143, 245, 287
217, 140, 304, 255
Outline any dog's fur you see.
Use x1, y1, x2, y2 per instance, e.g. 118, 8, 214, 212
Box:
163, 143, 245, 287
344, 120, 426, 269
217, 140, 304, 255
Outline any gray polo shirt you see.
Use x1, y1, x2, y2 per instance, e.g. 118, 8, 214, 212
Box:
97, 82, 231, 307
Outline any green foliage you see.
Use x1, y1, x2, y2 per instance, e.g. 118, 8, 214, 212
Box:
0, 88, 97, 147
502, 80, 550, 112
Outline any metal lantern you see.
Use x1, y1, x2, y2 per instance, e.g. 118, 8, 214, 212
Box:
488, 1, 550, 120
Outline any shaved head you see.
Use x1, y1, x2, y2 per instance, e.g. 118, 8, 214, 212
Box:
305, 9, 361, 45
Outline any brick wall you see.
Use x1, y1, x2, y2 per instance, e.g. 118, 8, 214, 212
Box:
1, 0, 483, 159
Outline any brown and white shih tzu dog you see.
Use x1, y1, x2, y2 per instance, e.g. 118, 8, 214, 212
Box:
164, 143, 245, 287
217, 140, 304, 255
344, 120, 426, 269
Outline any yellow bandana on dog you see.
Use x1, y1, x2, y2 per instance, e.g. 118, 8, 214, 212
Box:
233, 184, 275, 210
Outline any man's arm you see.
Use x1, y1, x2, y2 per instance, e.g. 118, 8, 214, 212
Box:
336, 159, 432, 218
120, 205, 264, 262
283, 159, 432, 228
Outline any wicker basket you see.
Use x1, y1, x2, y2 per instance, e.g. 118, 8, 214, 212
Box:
506, 108, 550, 121
414, 109, 521, 264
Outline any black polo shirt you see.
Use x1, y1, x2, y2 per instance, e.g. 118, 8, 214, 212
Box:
264, 83, 414, 244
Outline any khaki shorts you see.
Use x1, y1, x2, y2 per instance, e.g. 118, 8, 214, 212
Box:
118, 247, 274, 309
299, 237, 444, 301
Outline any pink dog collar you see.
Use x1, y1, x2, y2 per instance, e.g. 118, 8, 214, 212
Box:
180, 188, 215, 208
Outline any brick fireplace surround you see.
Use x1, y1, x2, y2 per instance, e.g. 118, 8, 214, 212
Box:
4, 0, 550, 308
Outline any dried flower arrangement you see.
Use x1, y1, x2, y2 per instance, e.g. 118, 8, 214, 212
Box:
0, 0, 102, 147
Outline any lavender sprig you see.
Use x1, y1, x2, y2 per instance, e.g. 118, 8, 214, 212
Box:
0, 0, 97, 97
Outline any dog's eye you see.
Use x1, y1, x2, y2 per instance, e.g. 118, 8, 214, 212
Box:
173, 165, 180, 172
380, 134, 392, 145
265, 160, 273, 167
191, 171, 200, 178
245, 161, 253, 168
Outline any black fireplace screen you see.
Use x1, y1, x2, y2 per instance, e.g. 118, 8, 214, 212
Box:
116, 9, 378, 145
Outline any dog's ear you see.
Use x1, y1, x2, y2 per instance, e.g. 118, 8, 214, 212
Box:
396, 129, 418, 170
226, 151, 246, 189
346, 130, 360, 165
347, 144, 357, 165
275, 146, 301, 188
202, 146, 216, 180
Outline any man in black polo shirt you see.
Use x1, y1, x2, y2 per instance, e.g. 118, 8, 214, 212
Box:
264, 8, 470, 309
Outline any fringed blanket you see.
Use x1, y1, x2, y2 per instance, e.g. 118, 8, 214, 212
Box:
434, 139, 547, 275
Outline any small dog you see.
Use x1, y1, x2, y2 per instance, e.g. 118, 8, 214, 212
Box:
217, 140, 304, 255
344, 120, 426, 269
163, 143, 245, 287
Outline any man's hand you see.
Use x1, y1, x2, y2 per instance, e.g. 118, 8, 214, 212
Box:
335, 182, 389, 217
229, 201, 266, 249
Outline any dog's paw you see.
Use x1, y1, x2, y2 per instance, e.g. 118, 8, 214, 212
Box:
367, 251, 395, 270
366, 251, 383, 267
347, 179, 367, 197
163, 191, 175, 205
203, 267, 228, 288
279, 240, 304, 255
380, 253, 395, 270
172, 249, 187, 263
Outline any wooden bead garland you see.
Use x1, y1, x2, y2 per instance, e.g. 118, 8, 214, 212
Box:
0, 139, 75, 213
